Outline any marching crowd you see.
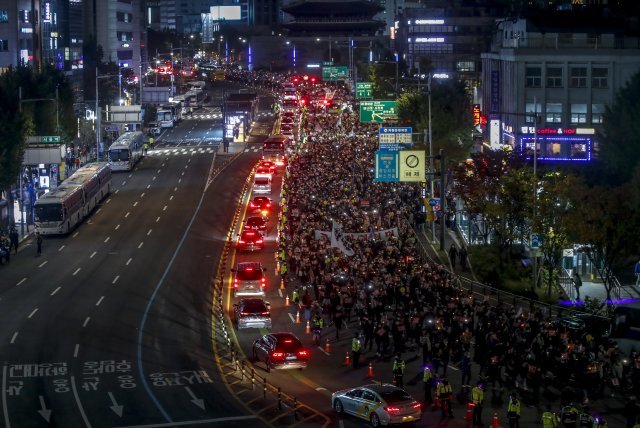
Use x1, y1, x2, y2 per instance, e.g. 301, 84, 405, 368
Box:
268, 82, 640, 426
223, 67, 640, 426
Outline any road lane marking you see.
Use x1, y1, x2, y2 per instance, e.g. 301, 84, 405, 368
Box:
112, 415, 259, 428
147, 229, 152, 236
90, 251, 97, 259
3, 365, 11, 428
140, 192, 145, 198
133, 201, 138, 207
73, 231, 80, 237
28, 308, 38, 319
70, 376, 92, 428
125, 212, 130, 218
162, 163, 165, 167
112, 275, 120, 284
115, 224, 120, 230
74, 344, 80, 358
73, 268, 81, 276
138, 242, 144, 249
169, 195, 174, 201
126, 258, 132, 266
104, 237, 110, 243
146, 184, 151, 189
121, 181, 126, 186
38, 260, 48, 268
58, 245, 65, 252
315, 387, 328, 392
288, 313, 295, 323
107, 197, 112, 203
16, 278, 26, 286
181, 172, 185, 176
184, 165, 188, 169
156, 217, 160, 223
96, 208, 102, 214
10, 332, 18, 344
128, 174, 132, 178
83, 317, 90, 327
174, 187, 178, 192
153, 176, 157, 181
163, 206, 167, 211
51, 286, 62, 296
157, 169, 161, 173
317, 347, 329, 356
178, 178, 182, 183
278, 289, 283, 298
96, 296, 105, 306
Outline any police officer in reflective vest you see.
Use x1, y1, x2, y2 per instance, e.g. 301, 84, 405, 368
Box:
423, 365, 433, 404
507, 392, 521, 428
351, 334, 361, 369
541, 404, 557, 428
436, 379, 454, 418
392, 354, 406, 388
472, 381, 484, 426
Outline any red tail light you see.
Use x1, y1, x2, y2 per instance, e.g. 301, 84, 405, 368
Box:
298, 350, 308, 357
413, 403, 421, 409
238, 240, 245, 244
240, 312, 249, 316
234, 278, 238, 288
271, 352, 284, 359
256, 239, 263, 244
261, 277, 266, 287
261, 312, 270, 316
385, 406, 401, 413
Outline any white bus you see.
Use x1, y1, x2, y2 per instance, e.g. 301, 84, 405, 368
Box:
34, 184, 86, 235
108, 131, 144, 171
64, 162, 112, 215
262, 135, 290, 167
186, 89, 205, 108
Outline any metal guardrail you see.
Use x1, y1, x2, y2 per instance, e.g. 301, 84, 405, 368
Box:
411, 224, 611, 321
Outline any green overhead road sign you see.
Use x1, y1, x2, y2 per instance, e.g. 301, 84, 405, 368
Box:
26, 136, 61, 144
322, 66, 349, 81
356, 82, 373, 99
359, 100, 398, 123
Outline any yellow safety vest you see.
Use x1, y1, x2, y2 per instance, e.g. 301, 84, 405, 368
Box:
436, 383, 452, 397
392, 359, 405, 373
542, 411, 557, 428
423, 368, 432, 382
507, 399, 521, 415
352, 338, 361, 352
472, 387, 484, 405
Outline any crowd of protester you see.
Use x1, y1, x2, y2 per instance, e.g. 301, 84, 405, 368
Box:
226, 68, 640, 425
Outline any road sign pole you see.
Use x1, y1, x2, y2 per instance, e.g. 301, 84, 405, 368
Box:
439, 149, 446, 251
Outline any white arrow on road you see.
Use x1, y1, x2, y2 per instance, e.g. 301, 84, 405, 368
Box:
185, 386, 205, 410
108, 392, 124, 417
37, 395, 51, 422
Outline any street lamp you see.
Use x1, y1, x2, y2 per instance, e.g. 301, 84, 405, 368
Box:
95, 69, 121, 162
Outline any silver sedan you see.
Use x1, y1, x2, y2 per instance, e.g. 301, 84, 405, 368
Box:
331, 384, 422, 427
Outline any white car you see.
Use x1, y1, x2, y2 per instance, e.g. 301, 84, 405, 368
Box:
332, 384, 421, 427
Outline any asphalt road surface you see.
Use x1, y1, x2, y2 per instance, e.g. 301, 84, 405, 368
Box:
0, 82, 273, 428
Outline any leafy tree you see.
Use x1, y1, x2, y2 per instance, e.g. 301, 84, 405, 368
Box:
370, 62, 398, 99
597, 70, 640, 185
0, 68, 27, 194
565, 178, 640, 300
397, 79, 474, 163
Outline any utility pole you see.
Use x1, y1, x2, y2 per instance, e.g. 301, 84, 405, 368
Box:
439, 149, 447, 251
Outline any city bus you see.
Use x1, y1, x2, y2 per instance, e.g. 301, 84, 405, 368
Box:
34, 184, 86, 235
64, 163, 112, 214
261, 135, 290, 167
108, 131, 144, 171
186, 89, 205, 108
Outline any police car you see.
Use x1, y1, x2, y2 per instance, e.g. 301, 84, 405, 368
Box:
332, 384, 421, 426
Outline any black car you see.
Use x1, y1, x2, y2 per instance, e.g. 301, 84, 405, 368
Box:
233, 298, 272, 329
252, 332, 309, 372
553, 314, 611, 338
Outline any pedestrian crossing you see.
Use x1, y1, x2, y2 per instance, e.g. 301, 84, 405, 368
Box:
147, 147, 218, 156
183, 113, 223, 120
154, 138, 221, 148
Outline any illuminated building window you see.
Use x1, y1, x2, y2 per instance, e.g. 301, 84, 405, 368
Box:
570, 66, 587, 88
592, 67, 608, 88
0, 10, 8, 23
525, 101, 541, 123
525, 66, 541, 88
545, 103, 562, 123
591, 103, 605, 124
546, 66, 563, 88
570, 104, 587, 124
456, 61, 475, 72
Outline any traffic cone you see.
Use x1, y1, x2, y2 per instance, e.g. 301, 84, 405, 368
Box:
325, 339, 330, 354
285, 294, 290, 306
306, 320, 310, 334
433, 395, 441, 409
491, 412, 500, 428
295, 311, 301, 324
368, 361, 374, 378
280, 278, 285, 289
465, 402, 474, 421
344, 352, 351, 366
